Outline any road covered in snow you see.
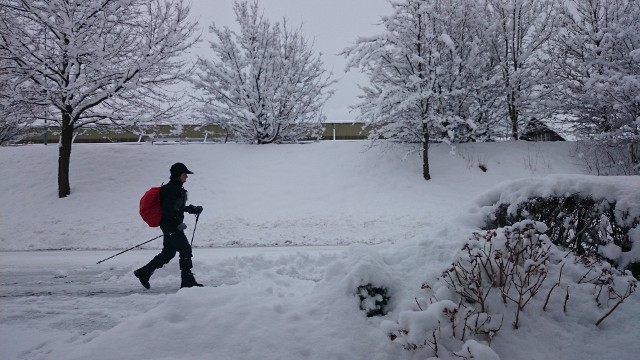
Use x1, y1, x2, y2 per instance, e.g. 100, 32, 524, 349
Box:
0, 246, 347, 359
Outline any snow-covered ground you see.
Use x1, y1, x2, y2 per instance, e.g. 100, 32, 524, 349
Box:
1, 140, 638, 360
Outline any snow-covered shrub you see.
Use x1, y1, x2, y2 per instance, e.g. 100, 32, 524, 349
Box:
443, 221, 551, 329
321, 249, 397, 319
357, 283, 390, 317
382, 298, 502, 356
383, 221, 637, 358
486, 195, 640, 278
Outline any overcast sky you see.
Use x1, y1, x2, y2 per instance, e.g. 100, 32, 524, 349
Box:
188, 0, 391, 121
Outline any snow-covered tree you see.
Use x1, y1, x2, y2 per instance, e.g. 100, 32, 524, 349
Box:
484, 0, 558, 140
343, 0, 495, 180
429, 0, 503, 143
0, 5, 46, 146
552, 0, 639, 172
0, 0, 198, 197
192, 0, 334, 144
0, 59, 40, 145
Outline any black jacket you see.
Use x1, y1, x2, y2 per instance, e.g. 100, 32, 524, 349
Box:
160, 178, 188, 231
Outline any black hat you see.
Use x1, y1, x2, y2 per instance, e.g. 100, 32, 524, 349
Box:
170, 162, 193, 177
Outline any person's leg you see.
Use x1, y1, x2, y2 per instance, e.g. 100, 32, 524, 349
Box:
134, 232, 178, 289
174, 231, 202, 288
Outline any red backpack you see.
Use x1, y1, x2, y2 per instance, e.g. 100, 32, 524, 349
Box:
139, 186, 162, 227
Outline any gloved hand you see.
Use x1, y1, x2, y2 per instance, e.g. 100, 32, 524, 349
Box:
185, 205, 204, 215
177, 223, 187, 231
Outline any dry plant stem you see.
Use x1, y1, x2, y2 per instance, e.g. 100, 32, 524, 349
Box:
432, 330, 439, 357
501, 263, 548, 328
545, 288, 560, 309
595, 285, 604, 306
595, 298, 625, 326
579, 265, 604, 284
564, 286, 570, 313
454, 350, 469, 359
415, 297, 423, 311
474, 313, 490, 333
595, 282, 636, 326
445, 304, 460, 338
461, 311, 470, 341
445, 254, 491, 312
544, 263, 565, 311
426, 325, 440, 357
520, 267, 549, 309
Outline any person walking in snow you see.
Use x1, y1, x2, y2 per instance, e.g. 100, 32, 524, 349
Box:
134, 162, 204, 289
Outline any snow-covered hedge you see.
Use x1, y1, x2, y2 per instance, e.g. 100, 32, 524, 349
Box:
475, 175, 640, 277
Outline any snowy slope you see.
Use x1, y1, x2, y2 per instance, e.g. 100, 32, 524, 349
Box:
0, 141, 583, 251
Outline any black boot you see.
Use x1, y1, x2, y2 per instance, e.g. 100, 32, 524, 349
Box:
181, 271, 203, 288
134, 268, 153, 289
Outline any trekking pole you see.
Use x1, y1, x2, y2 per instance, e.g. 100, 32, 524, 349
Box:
96, 232, 173, 264
190, 213, 200, 247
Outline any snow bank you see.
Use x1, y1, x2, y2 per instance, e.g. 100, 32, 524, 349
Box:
473, 175, 640, 220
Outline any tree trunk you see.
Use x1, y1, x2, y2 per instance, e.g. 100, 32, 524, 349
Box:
422, 123, 431, 181
58, 113, 73, 198
509, 95, 519, 140
257, 123, 280, 144
631, 125, 639, 168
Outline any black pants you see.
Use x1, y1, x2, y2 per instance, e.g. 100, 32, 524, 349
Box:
144, 227, 193, 272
